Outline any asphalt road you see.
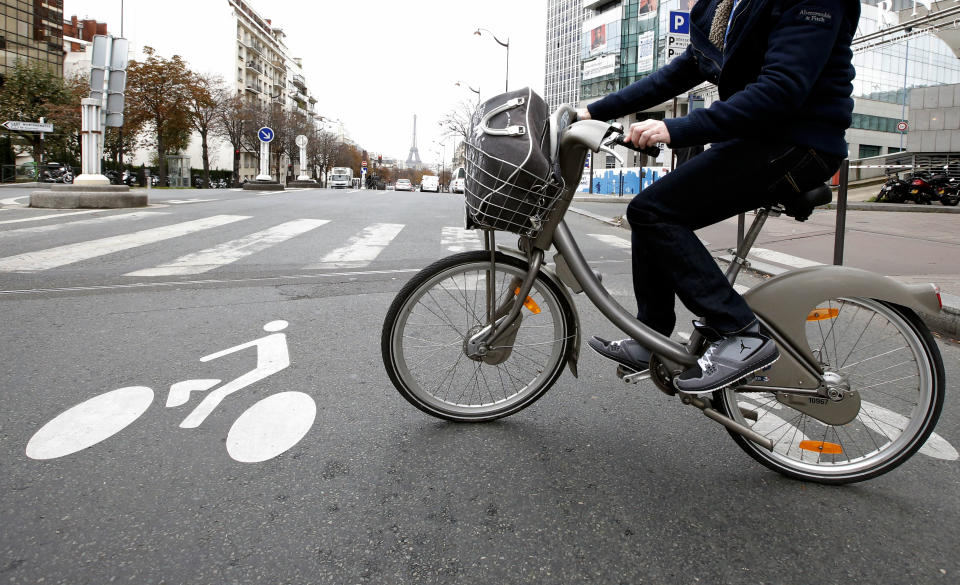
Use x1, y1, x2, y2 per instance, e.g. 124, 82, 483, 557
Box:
1, 187, 958, 584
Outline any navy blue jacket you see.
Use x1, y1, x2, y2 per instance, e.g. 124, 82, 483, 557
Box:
587, 0, 860, 157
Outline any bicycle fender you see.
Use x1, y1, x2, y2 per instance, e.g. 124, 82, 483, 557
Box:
744, 265, 940, 386
498, 246, 582, 377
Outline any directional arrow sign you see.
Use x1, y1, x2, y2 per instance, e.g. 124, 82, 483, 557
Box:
258, 127, 275, 143
3, 121, 54, 133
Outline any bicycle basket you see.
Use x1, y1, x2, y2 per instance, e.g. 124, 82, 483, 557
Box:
465, 87, 564, 236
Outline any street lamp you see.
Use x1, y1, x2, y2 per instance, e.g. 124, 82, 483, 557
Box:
474, 28, 509, 93
456, 81, 481, 106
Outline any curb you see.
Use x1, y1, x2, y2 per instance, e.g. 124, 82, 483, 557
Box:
568, 206, 960, 340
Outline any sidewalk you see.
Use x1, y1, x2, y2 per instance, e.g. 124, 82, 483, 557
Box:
568, 196, 960, 339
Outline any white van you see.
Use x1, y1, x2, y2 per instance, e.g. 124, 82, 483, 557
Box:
451, 167, 466, 194
420, 174, 439, 192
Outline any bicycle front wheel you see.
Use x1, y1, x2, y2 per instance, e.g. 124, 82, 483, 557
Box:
382, 251, 574, 422
716, 297, 945, 484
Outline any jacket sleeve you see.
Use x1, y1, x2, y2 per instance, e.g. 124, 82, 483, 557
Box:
665, 0, 850, 147
586, 44, 705, 121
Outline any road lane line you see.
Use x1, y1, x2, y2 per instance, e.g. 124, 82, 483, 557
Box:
0, 195, 29, 205
0, 211, 168, 238
441, 227, 482, 252
0, 209, 109, 225
0, 215, 249, 272
308, 223, 404, 269
124, 219, 330, 277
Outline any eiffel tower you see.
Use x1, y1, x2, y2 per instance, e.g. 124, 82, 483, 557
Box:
406, 114, 422, 169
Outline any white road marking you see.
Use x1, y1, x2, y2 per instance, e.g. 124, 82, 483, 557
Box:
26, 386, 154, 460
124, 218, 329, 277
309, 223, 405, 269
0, 209, 108, 225
166, 198, 219, 204
0, 215, 249, 272
0, 211, 167, 238
588, 233, 631, 250
860, 401, 959, 461
441, 226, 482, 252
226, 392, 316, 463
750, 248, 822, 269
0, 195, 29, 205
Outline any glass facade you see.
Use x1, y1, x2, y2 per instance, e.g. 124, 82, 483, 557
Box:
545, 0, 585, 110
853, 1, 960, 104
0, 0, 64, 84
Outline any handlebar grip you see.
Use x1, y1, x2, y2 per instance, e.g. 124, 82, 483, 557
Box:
612, 136, 661, 158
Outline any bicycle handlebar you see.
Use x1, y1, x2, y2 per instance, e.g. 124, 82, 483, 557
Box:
610, 135, 662, 159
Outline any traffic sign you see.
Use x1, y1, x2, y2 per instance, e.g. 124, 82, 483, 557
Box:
3, 120, 53, 133
295, 134, 307, 148
258, 127, 275, 143
362, 161, 367, 167
897, 121, 909, 132
669, 11, 690, 35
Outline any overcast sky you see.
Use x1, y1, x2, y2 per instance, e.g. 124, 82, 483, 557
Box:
67, 0, 548, 166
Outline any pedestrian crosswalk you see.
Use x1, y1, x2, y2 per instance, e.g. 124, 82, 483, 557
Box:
0, 208, 825, 279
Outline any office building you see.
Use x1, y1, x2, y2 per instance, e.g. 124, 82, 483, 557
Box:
0, 0, 64, 84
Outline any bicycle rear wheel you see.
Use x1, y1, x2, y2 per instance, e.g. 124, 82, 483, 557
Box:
715, 297, 945, 484
382, 251, 574, 422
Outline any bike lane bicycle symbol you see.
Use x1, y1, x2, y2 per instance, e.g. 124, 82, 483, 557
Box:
26, 320, 317, 463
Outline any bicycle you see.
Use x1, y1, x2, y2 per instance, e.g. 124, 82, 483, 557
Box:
381, 104, 946, 484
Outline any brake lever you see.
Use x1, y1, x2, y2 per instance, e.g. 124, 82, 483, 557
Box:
597, 144, 624, 166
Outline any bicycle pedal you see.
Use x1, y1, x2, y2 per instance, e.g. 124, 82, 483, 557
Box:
617, 364, 651, 384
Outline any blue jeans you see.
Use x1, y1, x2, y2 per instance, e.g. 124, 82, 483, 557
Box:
626, 139, 842, 336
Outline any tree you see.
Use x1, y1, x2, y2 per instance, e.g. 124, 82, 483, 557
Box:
309, 129, 343, 186
187, 73, 226, 187
213, 93, 249, 185
41, 72, 87, 168
439, 99, 476, 144
0, 61, 69, 166
125, 47, 193, 184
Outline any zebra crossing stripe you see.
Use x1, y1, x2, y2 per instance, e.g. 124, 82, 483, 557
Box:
750, 248, 822, 269
124, 219, 330, 277
441, 227, 482, 252
308, 223, 405, 269
0, 215, 249, 273
587, 233, 631, 249
0, 211, 168, 239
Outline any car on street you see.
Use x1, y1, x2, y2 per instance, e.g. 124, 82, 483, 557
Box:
395, 179, 413, 192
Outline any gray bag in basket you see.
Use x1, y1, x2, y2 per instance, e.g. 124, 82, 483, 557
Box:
465, 87, 562, 235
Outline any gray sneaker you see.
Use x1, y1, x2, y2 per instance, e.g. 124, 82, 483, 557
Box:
674, 324, 779, 394
587, 336, 651, 373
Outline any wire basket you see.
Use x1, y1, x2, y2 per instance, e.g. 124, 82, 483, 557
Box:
464, 141, 565, 237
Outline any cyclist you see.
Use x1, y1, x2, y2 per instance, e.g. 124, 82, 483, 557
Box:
578, 0, 860, 393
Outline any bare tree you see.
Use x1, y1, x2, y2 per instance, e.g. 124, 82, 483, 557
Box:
309, 129, 342, 187
213, 93, 249, 186
187, 73, 226, 188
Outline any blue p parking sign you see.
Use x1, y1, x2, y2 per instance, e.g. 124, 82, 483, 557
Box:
669, 11, 690, 35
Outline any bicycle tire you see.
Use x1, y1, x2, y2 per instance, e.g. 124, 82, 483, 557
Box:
382, 251, 575, 422
714, 298, 945, 484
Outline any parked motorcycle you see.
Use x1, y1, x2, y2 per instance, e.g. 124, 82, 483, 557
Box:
905, 172, 939, 204
929, 165, 960, 206
877, 174, 909, 203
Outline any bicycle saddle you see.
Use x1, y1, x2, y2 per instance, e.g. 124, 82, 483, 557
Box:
778, 184, 832, 222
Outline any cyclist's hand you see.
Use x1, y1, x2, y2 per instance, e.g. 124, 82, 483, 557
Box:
627, 119, 671, 148
575, 108, 591, 121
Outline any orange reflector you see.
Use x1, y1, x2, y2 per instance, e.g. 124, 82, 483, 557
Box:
515, 287, 541, 314
807, 308, 840, 321
799, 440, 843, 454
